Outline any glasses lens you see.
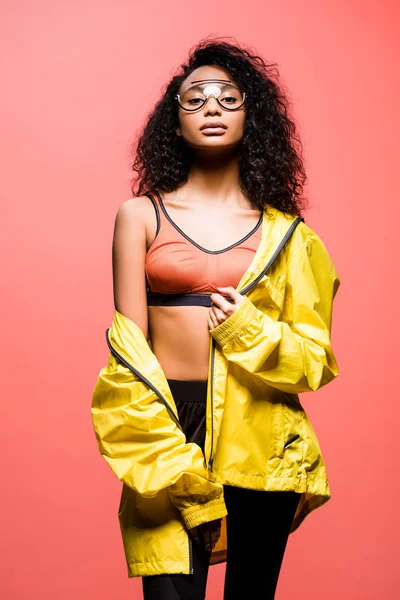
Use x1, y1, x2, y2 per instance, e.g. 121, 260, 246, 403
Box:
179, 83, 244, 111
179, 89, 206, 110
218, 87, 244, 110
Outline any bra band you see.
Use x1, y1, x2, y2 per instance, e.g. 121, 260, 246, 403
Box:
147, 292, 233, 307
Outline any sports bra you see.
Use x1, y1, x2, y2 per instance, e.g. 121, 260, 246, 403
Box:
145, 191, 263, 307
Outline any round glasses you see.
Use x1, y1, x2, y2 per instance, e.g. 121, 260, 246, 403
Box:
176, 81, 246, 112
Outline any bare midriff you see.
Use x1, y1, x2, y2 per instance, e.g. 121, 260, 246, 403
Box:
148, 305, 213, 380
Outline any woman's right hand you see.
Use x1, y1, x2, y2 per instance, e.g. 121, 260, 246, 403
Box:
189, 518, 222, 552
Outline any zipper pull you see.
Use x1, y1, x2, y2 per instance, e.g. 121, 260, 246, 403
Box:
208, 457, 214, 471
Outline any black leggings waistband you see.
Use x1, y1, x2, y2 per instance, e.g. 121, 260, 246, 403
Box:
167, 378, 208, 403
167, 379, 208, 452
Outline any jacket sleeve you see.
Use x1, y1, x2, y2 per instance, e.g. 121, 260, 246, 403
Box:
210, 234, 341, 394
91, 353, 227, 530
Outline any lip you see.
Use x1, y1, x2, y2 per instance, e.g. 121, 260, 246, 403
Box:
200, 121, 227, 131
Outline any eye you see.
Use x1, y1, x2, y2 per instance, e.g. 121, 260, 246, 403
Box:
188, 97, 204, 105
222, 96, 238, 104
220, 95, 240, 107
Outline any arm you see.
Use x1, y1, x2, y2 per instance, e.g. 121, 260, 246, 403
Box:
112, 197, 150, 340
92, 199, 227, 530
209, 233, 341, 394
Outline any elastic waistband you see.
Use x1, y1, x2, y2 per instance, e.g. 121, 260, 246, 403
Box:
167, 378, 208, 402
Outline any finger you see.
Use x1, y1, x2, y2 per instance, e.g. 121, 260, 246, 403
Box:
208, 312, 218, 329
210, 292, 234, 311
211, 522, 221, 537
209, 308, 219, 324
212, 306, 229, 326
211, 526, 221, 546
210, 306, 227, 325
198, 524, 209, 549
216, 286, 241, 302
190, 527, 201, 544
202, 529, 212, 552
210, 308, 225, 327
217, 288, 244, 309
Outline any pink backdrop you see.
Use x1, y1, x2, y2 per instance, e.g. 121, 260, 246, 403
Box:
1, 1, 398, 598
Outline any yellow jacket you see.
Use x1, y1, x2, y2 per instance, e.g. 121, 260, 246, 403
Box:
91, 206, 341, 578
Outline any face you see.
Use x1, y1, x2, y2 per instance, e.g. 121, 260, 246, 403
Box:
176, 65, 246, 152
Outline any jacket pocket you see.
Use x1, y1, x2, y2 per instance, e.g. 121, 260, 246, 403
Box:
272, 397, 303, 458
284, 434, 300, 449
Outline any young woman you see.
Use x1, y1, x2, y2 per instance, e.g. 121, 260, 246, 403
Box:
92, 38, 341, 600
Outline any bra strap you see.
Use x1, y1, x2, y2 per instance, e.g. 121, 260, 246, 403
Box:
144, 191, 161, 238
144, 191, 162, 294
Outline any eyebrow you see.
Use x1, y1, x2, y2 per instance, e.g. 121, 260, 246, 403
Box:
190, 79, 232, 83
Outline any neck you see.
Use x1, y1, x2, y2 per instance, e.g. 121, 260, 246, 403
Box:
185, 148, 247, 207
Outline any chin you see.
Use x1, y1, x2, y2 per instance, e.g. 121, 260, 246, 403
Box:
187, 137, 242, 151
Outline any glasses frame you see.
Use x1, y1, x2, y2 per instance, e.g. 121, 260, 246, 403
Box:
175, 90, 246, 112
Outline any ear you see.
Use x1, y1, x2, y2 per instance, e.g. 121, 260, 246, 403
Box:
176, 126, 182, 137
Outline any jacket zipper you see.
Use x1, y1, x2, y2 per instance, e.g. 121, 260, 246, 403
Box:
189, 536, 194, 574
206, 217, 304, 471
106, 332, 194, 573
207, 339, 216, 471
239, 216, 303, 296
105, 330, 183, 431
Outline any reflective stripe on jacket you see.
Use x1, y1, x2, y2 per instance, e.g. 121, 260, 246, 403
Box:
91, 206, 341, 577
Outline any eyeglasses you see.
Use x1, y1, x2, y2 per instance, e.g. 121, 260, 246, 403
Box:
176, 79, 246, 112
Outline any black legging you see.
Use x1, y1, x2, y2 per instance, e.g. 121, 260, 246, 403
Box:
223, 485, 300, 599
142, 379, 301, 600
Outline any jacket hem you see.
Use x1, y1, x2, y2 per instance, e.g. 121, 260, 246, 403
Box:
126, 558, 191, 578
216, 468, 330, 494
215, 469, 331, 533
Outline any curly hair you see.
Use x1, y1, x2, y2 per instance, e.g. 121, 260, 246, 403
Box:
130, 37, 308, 217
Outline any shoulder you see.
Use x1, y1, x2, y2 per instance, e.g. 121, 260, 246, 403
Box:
288, 221, 339, 285
272, 207, 334, 263
291, 220, 322, 251
116, 194, 156, 221
114, 194, 157, 235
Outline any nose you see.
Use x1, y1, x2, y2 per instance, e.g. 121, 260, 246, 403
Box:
204, 95, 222, 116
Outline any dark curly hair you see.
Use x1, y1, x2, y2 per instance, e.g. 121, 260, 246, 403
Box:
130, 37, 308, 217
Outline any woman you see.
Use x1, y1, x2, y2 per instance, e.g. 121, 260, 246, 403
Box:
91, 38, 341, 600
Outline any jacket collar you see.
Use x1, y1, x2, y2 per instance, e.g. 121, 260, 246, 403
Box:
236, 206, 299, 293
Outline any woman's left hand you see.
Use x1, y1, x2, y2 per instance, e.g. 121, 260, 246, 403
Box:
208, 286, 245, 330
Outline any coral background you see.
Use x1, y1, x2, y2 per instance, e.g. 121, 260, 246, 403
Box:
1, 1, 398, 598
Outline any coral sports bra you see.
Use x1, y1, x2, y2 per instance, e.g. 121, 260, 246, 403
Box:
145, 191, 263, 307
